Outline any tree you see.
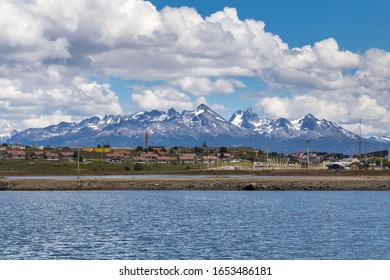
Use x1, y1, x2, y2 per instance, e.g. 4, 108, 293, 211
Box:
136, 146, 143, 151
194, 146, 203, 155
73, 151, 83, 161
147, 147, 155, 152
103, 143, 110, 148
219, 146, 228, 153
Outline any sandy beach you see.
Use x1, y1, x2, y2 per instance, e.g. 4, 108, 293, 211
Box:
1, 175, 390, 191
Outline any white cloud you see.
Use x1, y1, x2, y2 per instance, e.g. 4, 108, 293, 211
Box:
0, 0, 390, 136
0, 1, 71, 62
170, 77, 245, 96
0, 77, 122, 131
131, 87, 194, 112
313, 38, 360, 69
130, 85, 228, 114
258, 92, 388, 136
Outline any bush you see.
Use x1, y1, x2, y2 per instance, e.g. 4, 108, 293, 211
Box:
134, 163, 144, 171
124, 166, 131, 171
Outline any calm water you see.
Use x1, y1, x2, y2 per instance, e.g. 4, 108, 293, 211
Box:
0, 191, 389, 260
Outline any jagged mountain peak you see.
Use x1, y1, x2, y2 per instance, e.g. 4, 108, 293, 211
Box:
167, 108, 179, 118
299, 114, 320, 130
229, 107, 264, 129
369, 136, 390, 144
275, 118, 293, 128
5, 105, 377, 153
193, 104, 220, 117
196, 103, 210, 110
0, 129, 18, 143
292, 113, 321, 130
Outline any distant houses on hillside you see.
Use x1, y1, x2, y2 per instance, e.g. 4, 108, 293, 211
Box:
1, 143, 389, 170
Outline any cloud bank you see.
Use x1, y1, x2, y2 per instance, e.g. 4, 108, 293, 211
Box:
0, 0, 389, 136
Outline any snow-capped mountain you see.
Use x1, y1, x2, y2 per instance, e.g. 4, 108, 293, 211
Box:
8, 104, 253, 148
5, 104, 387, 153
0, 129, 18, 143
229, 109, 357, 141
369, 136, 390, 144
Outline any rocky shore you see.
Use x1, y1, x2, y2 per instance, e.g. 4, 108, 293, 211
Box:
1, 176, 390, 191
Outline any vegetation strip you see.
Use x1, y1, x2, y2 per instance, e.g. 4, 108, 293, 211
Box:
1, 176, 390, 191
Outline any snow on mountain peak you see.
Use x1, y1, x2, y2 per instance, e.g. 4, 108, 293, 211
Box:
4, 105, 371, 153
229, 110, 244, 127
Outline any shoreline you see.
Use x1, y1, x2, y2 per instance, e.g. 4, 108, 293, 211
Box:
1, 176, 390, 191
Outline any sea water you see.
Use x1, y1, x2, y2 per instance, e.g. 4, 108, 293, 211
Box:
0, 190, 389, 259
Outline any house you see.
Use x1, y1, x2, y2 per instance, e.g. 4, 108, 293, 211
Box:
59, 152, 74, 160
132, 156, 146, 163
219, 153, 235, 161
157, 151, 167, 157
142, 152, 158, 162
4, 150, 26, 159
106, 153, 126, 163
31, 151, 45, 160
201, 155, 218, 163
44, 152, 59, 161
156, 156, 173, 163
349, 162, 370, 170
132, 152, 157, 163
178, 153, 196, 163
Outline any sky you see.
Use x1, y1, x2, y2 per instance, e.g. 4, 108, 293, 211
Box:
1, 0, 390, 137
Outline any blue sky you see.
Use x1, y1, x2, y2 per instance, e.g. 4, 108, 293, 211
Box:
150, 0, 390, 51
0, 0, 389, 137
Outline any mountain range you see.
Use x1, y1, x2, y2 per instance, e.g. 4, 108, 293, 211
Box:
2, 104, 389, 154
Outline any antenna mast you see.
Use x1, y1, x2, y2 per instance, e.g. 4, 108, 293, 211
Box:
358, 118, 362, 158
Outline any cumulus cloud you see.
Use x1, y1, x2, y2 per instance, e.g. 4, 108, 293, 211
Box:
130, 84, 228, 114
169, 77, 245, 96
0, 77, 122, 131
257, 92, 388, 136
131, 86, 193, 112
0, 0, 390, 136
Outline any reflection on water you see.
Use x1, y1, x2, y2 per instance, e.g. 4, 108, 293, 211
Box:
1, 191, 390, 259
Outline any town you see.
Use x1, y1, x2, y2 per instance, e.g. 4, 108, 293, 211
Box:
1, 137, 389, 176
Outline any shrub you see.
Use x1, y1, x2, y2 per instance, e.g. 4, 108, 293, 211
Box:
124, 166, 131, 171
134, 163, 144, 171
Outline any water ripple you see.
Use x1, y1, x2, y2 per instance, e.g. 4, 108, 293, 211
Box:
1, 191, 390, 259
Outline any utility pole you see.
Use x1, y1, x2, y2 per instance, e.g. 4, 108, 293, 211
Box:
216, 144, 219, 177
305, 139, 311, 170
359, 118, 362, 156
380, 136, 383, 170
77, 146, 80, 178
266, 143, 269, 169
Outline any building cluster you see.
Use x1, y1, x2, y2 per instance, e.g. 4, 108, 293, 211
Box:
0, 144, 238, 164
107, 151, 236, 164
1, 142, 388, 170
1, 149, 74, 161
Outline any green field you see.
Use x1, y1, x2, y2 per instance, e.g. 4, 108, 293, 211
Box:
0, 158, 256, 176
